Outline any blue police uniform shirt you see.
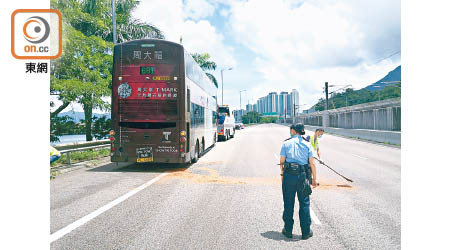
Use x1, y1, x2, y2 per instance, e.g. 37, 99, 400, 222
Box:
280, 135, 313, 165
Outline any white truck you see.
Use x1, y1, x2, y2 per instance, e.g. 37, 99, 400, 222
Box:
217, 105, 236, 141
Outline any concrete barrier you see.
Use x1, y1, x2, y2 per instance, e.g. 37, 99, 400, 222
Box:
296, 98, 401, 132
304, 125, 401, 145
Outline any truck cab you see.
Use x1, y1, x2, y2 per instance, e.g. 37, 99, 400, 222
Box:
217, 105, 235, 141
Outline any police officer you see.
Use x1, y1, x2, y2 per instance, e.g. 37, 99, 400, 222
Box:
279, 123, 317, 240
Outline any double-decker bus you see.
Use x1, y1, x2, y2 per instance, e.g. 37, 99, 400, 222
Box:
110, 39, 218, 164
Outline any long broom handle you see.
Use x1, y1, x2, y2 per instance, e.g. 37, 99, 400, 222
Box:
314, 157, 354, 182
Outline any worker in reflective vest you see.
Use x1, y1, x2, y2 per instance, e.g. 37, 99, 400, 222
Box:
50, 146, 61, 164
310, 128, 324, 159
310, 128, 324, 185
50, 146, 61, 180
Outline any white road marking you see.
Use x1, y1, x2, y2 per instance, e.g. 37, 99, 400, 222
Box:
350, 153, 368, 160
310, 208, 322, 225
50, 173, 169, 243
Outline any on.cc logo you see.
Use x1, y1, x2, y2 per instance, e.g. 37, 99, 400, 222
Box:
23, 16, 50, 44
11, 9, 62, 60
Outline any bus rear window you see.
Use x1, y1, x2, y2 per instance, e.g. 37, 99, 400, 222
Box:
119, 122, 176, 129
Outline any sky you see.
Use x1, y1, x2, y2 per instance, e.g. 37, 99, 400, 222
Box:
133, 0, 400, 111
54, 0, 400, 113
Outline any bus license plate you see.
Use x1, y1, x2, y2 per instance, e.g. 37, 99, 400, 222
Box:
136, 147, 153, 162
137, 157, 153, 163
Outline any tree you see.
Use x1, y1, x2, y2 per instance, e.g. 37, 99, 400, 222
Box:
51, 26, 112, 141
191, 53, 217, 70
50, 115, 84, 142
313, 84, 401, 111
51, 0, 164, 141
191, 52, 218, 87
205, 72, 218, 88
242, 111, 261, 124
260, 116, 278, 123
92, 116, 111, 139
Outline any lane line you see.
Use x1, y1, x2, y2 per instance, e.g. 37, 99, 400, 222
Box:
350, 153, 368, 160
50, 173, 169, 243
310, 208, 322, 225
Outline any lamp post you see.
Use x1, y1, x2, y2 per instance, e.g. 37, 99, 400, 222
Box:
293, 103, 306, 123
239, 89, 246, 111
112, 0, 117, 44
239, 89, 246, 122
220, 67, 233, 105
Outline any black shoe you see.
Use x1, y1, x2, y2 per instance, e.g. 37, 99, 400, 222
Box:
282, 228, 293, 238
302, 230, 313, 240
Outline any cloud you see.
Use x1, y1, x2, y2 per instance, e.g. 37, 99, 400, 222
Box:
183, 0, 217, 20
181, 20, 236, 68
133, 0, 236, 68
226, 0, 400, 107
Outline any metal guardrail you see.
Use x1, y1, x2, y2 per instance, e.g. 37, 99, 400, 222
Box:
54, 139, 110, 151
53, 139, 111, 166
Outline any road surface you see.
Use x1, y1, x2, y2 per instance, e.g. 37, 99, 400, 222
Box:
50, 123, 400, 249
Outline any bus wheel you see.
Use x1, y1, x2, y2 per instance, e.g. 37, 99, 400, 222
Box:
213, 133, 217, 145
191, 141, 199, 163
199, 138, 205, 158
202, 139, 205, 152
225, 130, 229, 141
230, 128, 235, 138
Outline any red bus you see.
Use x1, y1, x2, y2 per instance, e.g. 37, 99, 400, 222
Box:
110, 39, 218, 164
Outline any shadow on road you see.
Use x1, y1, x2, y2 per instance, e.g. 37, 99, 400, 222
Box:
260, 231, 301, 242
87, 162, 191, 173
87, 143, 216, 174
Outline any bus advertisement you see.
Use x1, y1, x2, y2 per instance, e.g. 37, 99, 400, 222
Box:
110, 39, 218, 164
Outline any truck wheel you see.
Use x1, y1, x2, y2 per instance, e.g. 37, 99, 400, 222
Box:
230, 128, 235, 138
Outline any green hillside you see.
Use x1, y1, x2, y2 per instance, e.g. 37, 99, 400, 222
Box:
313, 66, 401, 111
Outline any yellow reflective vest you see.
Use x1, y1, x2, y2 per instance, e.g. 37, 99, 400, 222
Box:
50, 146, 61, 157
310, 136, 319, 151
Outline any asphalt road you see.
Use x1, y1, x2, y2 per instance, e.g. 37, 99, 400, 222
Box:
50, 123, 401, 250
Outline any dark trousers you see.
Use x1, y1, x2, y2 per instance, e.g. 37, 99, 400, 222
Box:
282, 171, 311, 236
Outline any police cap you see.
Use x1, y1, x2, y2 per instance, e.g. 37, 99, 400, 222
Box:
290, 123, 305, 135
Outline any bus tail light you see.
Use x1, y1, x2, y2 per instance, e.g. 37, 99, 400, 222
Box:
180, 131, 186, 136
180, 137, 186, 142
111, 147, 115, 152
180, 148, 183, 152
109, 130, 115, 136
110, 136, 115, 141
